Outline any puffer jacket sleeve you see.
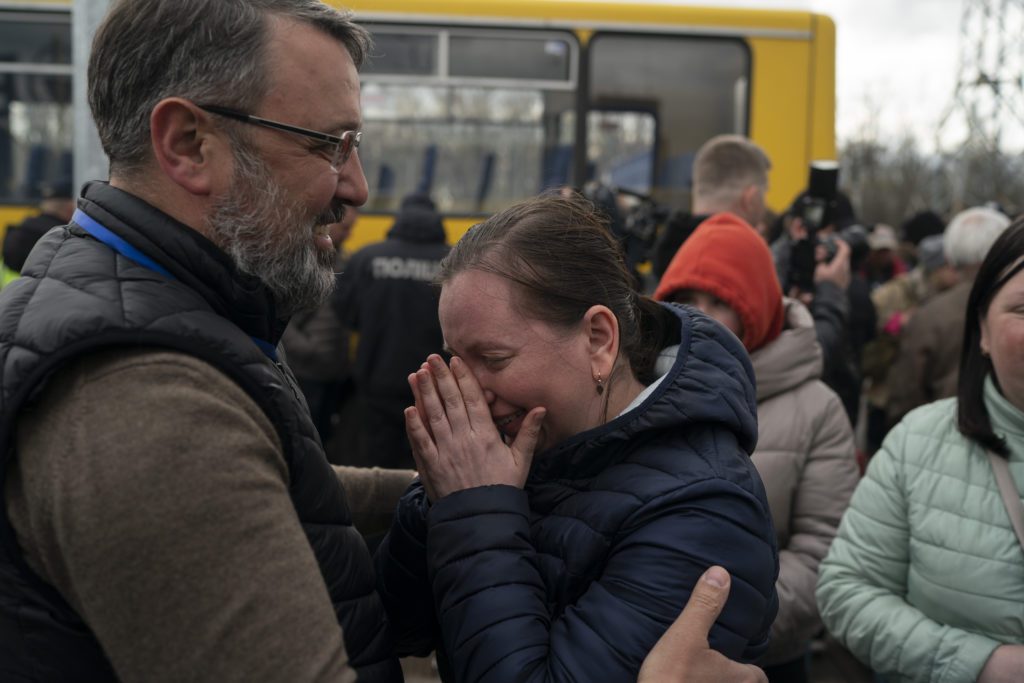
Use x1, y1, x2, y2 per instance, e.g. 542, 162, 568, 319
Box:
392, 476, 775, 683
816, 422, 1001, 683
767, 386, 858, 662
374, 481, 441, 657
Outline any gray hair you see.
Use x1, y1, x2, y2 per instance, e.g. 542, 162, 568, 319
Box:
692, 134, 771, 211
88, 0, 370, 175
943, 206, 1011, 269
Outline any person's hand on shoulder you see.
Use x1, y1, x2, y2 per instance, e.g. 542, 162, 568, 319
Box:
638, 566, 767, 683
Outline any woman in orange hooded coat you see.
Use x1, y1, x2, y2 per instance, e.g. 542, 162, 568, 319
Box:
655, 213, 860, 683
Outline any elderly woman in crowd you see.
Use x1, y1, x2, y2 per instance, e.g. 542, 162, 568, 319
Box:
817, 217, 1024, 683
654, 212, 859, 683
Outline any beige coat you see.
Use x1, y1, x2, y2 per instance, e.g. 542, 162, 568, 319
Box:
750, 299, 860, 665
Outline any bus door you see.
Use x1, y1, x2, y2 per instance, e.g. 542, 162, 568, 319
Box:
583, 32, 751, 213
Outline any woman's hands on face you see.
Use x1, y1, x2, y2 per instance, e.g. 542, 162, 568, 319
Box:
404, 354, 546, 501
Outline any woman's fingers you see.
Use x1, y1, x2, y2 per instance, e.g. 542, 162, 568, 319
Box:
426, 354, 471, 432
404, 406, 440, 501
449, 356, 494, 434
510, 407, 546, 470
408, 366, 434, 440
414, 364, 455, 441
404, 405, 433, 456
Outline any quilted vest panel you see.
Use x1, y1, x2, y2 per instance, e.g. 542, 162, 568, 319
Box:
0, 186, 398, 681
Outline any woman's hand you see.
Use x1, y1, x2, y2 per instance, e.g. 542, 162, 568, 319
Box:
979, 645, 1024, 683
404, 354, 546, 501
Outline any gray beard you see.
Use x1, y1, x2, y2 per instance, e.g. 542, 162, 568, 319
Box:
204, 143, 342, 318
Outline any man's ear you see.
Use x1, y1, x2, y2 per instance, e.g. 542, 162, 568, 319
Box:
739, 184, 759, 219
584, 305, 620, 377
149, 98, 225, 196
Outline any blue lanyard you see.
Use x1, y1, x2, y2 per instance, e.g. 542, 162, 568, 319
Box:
72, 209, 280, 363
73, 209, 174, 279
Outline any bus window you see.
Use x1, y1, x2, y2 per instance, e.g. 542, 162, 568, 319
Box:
360, 25, 578, 215
361, 31, 437, 76
449, 35, 572, 82
587, 34, 750, 210
587, 109, 657, 195
0, 11, 72, 203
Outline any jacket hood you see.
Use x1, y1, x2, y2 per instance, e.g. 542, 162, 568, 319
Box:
531, 302, 758, 480
653, 212, 784, 352
750, 298, 823, 402
387, 193, 447, 244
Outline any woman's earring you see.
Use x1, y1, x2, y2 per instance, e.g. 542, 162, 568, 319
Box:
595, 371, 605, 395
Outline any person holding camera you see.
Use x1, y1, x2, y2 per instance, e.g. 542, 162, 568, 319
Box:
771, 167, 870, 426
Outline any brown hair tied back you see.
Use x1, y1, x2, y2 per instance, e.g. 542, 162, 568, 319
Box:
438, 192, 675, 385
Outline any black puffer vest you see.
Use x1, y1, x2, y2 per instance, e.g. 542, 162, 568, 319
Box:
0, 182, 399, 681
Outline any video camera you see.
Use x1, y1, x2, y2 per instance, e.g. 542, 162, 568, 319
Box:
788, 161, 843, 293
581, 181, 669, 285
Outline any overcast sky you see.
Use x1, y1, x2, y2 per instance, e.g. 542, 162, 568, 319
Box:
811, 0, 965, 149
654, 0, 970, 149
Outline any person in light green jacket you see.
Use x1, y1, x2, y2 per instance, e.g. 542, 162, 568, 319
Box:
816, 217, 1024, 683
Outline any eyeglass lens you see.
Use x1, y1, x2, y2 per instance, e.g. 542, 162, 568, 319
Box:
332, 131, 361, 169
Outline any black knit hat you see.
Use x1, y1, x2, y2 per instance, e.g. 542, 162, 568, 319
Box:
901, 210, 945, 246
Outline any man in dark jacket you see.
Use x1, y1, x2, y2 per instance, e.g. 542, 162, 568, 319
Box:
334, 193, 449, 469
0, 3, 774, 683
0, 2, 404, 681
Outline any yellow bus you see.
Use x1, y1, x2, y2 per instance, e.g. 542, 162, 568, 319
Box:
0, 0, 835, 255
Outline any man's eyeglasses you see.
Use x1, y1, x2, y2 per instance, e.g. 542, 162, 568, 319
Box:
197, 104, 361, 171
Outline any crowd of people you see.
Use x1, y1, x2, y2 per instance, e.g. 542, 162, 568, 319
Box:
0, 1, 1021, 683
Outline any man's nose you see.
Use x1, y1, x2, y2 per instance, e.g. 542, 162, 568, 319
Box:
336, 151, 369, 208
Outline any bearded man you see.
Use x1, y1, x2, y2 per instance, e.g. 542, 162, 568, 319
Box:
0, 1, 408, 681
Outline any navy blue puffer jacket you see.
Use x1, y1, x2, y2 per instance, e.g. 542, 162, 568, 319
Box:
375, 303, 779, 683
